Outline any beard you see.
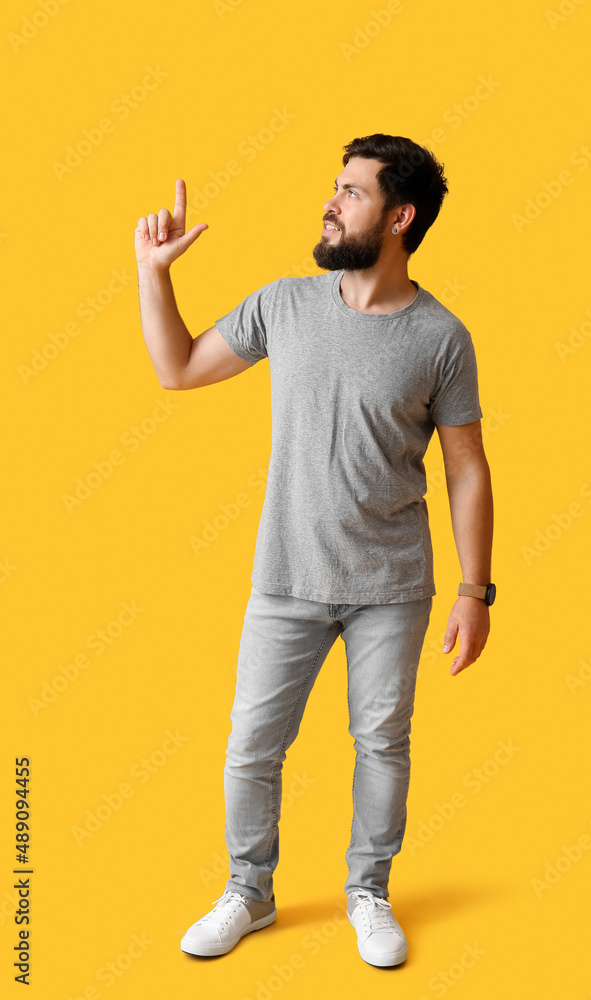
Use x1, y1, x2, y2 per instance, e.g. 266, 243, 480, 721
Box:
312, 207, 390, 271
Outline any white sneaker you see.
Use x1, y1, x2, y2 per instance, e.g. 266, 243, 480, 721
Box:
180, 890, 277, 957
347, 889, 408, 967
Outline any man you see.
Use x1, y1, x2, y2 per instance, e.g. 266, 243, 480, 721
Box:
134, 133, 495, 968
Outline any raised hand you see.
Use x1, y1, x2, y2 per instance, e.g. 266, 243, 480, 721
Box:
134, 178, 208, 271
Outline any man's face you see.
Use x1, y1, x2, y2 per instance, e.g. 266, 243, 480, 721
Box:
312, 156, 391, 271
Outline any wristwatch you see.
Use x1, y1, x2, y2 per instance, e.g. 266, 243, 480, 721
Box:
458, 582, 496, 606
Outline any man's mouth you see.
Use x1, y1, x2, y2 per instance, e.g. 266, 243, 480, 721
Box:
323, 221, 341, 233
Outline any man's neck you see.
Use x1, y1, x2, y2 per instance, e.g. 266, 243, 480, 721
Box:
339, 268, 417, 315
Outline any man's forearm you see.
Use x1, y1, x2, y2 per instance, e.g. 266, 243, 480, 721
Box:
137, 265, 192, 387
446, 463, 494, 584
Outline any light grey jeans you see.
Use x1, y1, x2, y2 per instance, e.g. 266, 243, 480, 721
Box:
223, 584, 433, 902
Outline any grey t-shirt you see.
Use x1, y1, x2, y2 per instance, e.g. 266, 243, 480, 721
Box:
215, 269, 483, 604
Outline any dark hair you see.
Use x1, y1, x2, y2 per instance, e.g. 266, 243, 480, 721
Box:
342, 134, 449, 256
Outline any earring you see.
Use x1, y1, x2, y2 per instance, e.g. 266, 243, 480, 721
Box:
392, 227, 397, 233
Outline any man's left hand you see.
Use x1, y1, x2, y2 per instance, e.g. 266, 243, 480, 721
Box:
442, 596, 490, 676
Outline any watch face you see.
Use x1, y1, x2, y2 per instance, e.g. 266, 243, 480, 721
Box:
486, 584, 496, 606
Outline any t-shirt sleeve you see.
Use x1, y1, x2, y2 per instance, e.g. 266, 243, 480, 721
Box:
429, 327, 483, 426
214, 280, 276, 367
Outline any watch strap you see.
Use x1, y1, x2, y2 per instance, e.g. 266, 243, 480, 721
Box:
458, 583, 488, 600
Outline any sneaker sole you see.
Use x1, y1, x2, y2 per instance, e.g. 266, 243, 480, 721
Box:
347, 912, 408, 967
180, 908, 277, 957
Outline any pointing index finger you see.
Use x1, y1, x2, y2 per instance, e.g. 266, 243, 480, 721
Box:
173, 178, 187, 231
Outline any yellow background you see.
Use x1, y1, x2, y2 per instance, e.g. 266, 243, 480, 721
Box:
2, 0, 590, 995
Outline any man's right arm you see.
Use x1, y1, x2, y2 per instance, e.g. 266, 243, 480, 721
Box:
137, 265, 252, 390
135, 177, 252, 391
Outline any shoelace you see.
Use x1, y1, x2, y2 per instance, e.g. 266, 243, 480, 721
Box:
350, 889, 403, 935
197, 891, 250, 929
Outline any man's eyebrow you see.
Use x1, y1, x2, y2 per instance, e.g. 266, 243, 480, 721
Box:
333, 178, 368, 194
